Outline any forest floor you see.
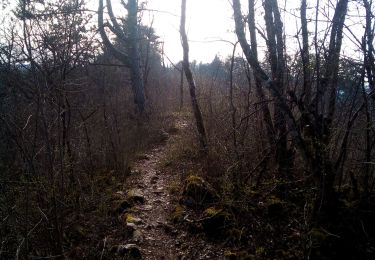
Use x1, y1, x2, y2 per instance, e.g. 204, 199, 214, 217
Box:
91, 118, 223, 259
41, 114, 375, 259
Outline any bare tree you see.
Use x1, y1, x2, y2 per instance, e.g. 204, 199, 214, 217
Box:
180, 0, 208, 152
248, 0, 275, 148
232, 0, 350, 210
98, 0, 146, 112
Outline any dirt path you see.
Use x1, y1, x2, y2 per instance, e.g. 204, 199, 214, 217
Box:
123, 122, 223, 259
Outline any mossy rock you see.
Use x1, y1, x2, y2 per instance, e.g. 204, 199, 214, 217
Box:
309, 227, 342, 259
171, 204, 186, 222
116, 244, 142, 259
225, 228, 245, 244
203, 207, 222, 217
266, 195, 284, 217
111, 199, 132, 215
66, 224, 87, 244
127, 189, 145, 204
132, 230, 144, 243
123, 213, 142, 224
111, 191, 125, 201
224, 250, 254, 260
309, 228, 328, 248
201, 207, 234, 236
166, 125, 179, 134
125, 222, 136, 234
168, 181, 180, 195
181, 175, 219, 208
124, 213, 135, 223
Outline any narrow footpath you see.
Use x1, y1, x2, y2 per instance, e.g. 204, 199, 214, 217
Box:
122, 121, 223, 259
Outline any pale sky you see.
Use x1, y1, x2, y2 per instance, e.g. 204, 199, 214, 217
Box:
117, 0, 237, 63
134, 0, 366, 64
1, 0, 369, 64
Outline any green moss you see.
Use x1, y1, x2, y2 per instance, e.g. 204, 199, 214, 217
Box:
266, 195, 284, 216
168, 181, 181, 195
126, 189, 145, 204
224, 250, 254, 260
224, 251, 237, 257
226, 228, 244, 243
186, 175, 204, 185
309, 228, 328, 247
124, 213, 135, 223
268, 195, 282, 204
256, 247, 265, 256
171, 204, 186, 222
127, 189, 136, 197
203, 207, 222, 217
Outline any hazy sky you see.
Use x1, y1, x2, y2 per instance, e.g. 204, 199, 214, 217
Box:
130, 0, 364, 64
117, 0, 237, 63
1, 0, 366, 64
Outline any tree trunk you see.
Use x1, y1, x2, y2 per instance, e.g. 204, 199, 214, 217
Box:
263, 0, 289, 176
180, 62, 184, 110
180, 0, 208, 152
248, 0, 275, 147
301, 0, 312, 104
98, 0, 146, 113
127, 0, 146, 112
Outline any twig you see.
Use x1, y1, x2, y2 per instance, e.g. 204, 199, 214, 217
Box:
320, 227, 341, 238
100, 236, 107, 260
16, 218, 43, 259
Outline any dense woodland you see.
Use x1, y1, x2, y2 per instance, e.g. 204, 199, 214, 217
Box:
1, 0, 375, 259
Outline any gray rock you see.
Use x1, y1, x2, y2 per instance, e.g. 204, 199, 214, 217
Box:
117, 244, 142, 259
131, 217, 143, 224
150, 176, 158, 184
125, 222, 136, 233
132, 230, 144, 243
127, 189, 145, 204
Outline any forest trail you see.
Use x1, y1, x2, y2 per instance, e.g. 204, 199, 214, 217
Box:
121, 120, 222, 259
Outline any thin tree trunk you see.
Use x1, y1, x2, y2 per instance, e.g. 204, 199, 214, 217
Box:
325, 0, 349, 127
248, 0, 275, 147
180, 0, 208, 152
229, 42, 239, 159
363, 0, 375, 96
180, 62, 184, 110
263, 0, 289, 176
301, 0, 312, 104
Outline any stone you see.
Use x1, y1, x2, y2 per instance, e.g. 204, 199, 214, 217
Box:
67, 224, 86, 244
143, 205, 152, 211
117, 244, 142, 259
224, 250, 254, 260
153, 187, 163, 194
131, 169, 141, 175
267, 196, 284, 217
181, 175, 219, 207
135, 154, 150, 160
150, 176, 158, 184
125, 222, 136, 233
132, 230, 144, 243
159, 129, 170, 142
123, 213, 142, 224
201, 207, 234, 236
111, 199, 132, 215
171, 204, 186, 223
127, 189, 145, 204
111, 191, 125, 201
